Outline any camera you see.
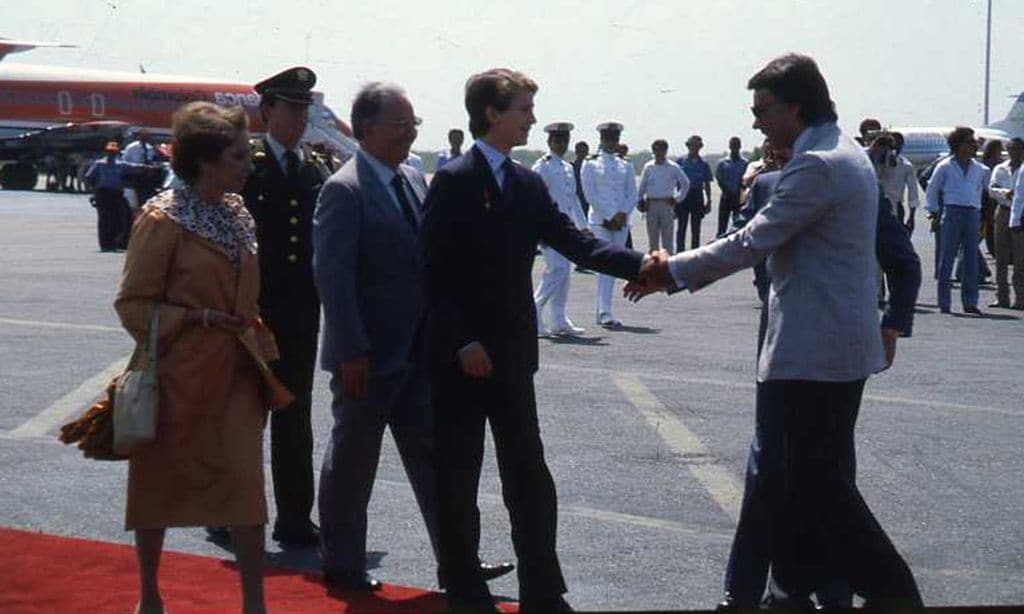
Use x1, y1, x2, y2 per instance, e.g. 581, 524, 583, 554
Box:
868, 132, 899, 168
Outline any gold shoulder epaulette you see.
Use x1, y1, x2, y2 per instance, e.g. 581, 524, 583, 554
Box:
250, 138, 267, 161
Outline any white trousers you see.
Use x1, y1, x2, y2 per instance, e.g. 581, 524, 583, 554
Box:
534, 246, 573, 328
590, 223, 629, 318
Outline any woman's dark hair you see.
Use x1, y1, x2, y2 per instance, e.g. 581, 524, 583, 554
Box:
464, 68, 538, 139
747, 53, 838, 125
946, 126, 975, 150
171, 102, 248, 184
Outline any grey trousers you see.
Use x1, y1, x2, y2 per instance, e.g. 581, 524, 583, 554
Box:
645, 198, 675, 253
993, 206, 1024, 305
318, 365, 440, 573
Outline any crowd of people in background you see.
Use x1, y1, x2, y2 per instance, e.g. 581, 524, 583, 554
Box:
420, 113, 1024, 320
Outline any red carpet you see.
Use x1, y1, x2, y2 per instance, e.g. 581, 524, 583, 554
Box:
0, 527, 518, 613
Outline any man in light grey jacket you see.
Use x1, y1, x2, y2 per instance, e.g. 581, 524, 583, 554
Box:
628, 54, 922, 609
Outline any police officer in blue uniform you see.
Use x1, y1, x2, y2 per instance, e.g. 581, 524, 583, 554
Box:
236, 66, 333, 548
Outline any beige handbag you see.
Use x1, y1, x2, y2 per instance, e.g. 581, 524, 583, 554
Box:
113, 306, 160, 455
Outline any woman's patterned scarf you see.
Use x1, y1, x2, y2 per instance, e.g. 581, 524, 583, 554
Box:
150, 187, 257, 263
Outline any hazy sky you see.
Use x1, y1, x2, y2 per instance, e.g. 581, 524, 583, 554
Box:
3, 0, 1020, 154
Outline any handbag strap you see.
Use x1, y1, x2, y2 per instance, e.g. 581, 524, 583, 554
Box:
142, 305, 161, 371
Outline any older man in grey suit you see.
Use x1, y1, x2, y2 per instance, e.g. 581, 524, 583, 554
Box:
314, 83, 513, 593
629, 54, 922, 609
313, 82, 434, 592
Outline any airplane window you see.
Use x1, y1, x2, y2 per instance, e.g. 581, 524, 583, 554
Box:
58, 91, 72, 115
91, 93, 105, 117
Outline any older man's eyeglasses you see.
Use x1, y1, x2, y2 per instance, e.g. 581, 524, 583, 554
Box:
380, 116, 423, 129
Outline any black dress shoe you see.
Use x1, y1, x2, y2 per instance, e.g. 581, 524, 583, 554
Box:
989, 301, 1010, 308
322, 568, 383, 592
519, 594, 573, 612
205, 526, 231, 545
272, 521, 319, 549
963, 306, 983, 315
478, 561, 514, 581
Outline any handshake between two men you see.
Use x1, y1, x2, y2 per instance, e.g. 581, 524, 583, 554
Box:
626, 248, 676, 302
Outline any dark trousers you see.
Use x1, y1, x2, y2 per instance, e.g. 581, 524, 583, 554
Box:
93, 188, 127, 251
675, 194, 704, 252
717, 192, 740, 237
724, 379, 921, 608
433, 368, 566, 605
268, 322, 318, 531
319, 365, 440, 573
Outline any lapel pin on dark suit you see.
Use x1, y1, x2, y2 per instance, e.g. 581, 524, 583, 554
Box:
483, 188, 492, 210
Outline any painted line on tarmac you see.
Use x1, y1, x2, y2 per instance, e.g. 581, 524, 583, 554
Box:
612, 373, 743, 523
0, 317, 122, 333
545, 363, 1024, 418
374, 478, 731, 541
6, 355, 129, 439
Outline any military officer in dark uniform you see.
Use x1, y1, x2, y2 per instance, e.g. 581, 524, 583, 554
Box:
231, 66, 332, 548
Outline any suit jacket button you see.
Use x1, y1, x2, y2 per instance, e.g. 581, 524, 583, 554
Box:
290, 235, 298, 243
289, 216, 299, 225
290, 199, 298, 207
257, 194, 264, 202
288, 254, 298, 263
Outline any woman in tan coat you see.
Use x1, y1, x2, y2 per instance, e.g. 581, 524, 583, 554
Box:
115, 101, 290, 614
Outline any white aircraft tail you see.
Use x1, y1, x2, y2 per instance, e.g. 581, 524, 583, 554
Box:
0, 38, 76, 62
1002, 92, 1024, 124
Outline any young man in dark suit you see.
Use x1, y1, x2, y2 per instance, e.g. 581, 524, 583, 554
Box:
420, 68, 662, 613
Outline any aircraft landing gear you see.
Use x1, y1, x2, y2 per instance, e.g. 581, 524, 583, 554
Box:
0, 162, 39, 191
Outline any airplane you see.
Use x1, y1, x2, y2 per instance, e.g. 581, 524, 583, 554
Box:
0, 38, 357, 190
889, 92, 1024, 167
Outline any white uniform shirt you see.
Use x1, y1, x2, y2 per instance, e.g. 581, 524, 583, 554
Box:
1010, 166, 1024, 228
581, 151, 639, 226
532, 153, 588, 229
925, 156, 990, 212
404, 152, 425, 174
638, 159, 689, 202
877, 154, 919, 211
989, 159, 1022, 209
122, 140, 157, 164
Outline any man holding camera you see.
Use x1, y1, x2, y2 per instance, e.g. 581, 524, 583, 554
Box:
870, 132, 920, 233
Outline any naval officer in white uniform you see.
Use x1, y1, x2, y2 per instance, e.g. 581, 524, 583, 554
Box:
532, 122, 589, 337
581, 121, 638, 328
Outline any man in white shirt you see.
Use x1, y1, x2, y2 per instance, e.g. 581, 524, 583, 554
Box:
924, 126, 991, 314
581, 121, 639, 328
532, 122, 589, 336
121, 128, 160, 210
638, 139, 689, 253
436, 128, 465, 170
989, 137, 1024, 308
